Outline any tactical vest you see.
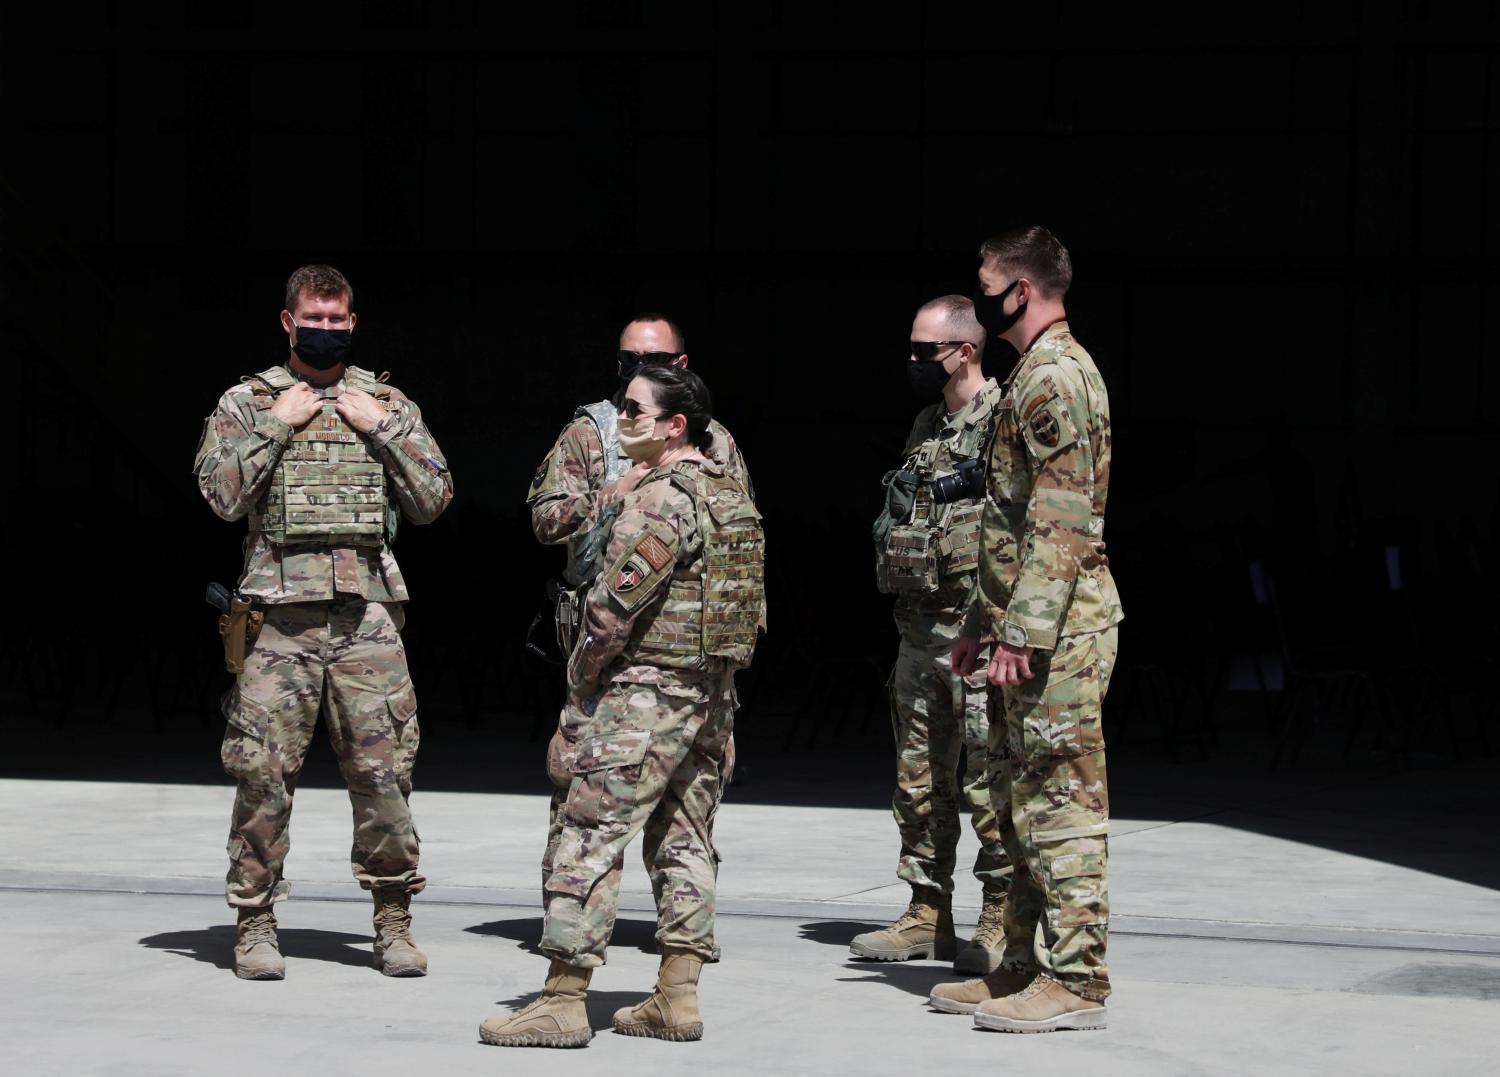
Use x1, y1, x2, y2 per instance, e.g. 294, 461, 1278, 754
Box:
875, 381, 1001, 595
245, 365, 396, 548
621, 464, 767, 672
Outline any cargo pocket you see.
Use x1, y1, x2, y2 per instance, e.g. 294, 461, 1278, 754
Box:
1039, 838, 1108, 927
385, 680, 420, 785
565, 729, 651, 829
220, 688, 271, 781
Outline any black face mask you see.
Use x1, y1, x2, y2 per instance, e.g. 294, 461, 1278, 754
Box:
906, 355, 954, 404
973, 279, 1024, 337
290, 323, 352, 370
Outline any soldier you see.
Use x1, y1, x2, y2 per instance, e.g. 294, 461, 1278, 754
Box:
481, 364, 765, 1048
194, 264, 453, 980
526, 314, 751, 913
852, 295, 1011, 973
929, 227, 1123, 1032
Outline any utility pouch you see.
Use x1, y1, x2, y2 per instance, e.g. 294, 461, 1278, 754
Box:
217, 596, 265, 675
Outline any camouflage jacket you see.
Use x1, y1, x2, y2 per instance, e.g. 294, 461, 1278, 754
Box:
566, 456, 728, 700
528, 407, 751, 560
964, 322, 1122, 650
194, 364, 453, 604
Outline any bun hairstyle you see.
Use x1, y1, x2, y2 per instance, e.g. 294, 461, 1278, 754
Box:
634, 363, 714, 451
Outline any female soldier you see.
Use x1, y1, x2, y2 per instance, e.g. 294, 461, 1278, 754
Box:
480, 363, 765, 1049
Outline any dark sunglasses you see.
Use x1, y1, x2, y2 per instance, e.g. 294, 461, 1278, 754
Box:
910, 340, 970, 362
617, 349, 683, 369
619, 398, 668, 419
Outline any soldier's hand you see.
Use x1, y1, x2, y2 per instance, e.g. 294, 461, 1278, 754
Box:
269, 382, 323, 428
599, 463, 654, 510
336, 386, 390, 434
951, 635, 983, 676
987, 642, 1035, 687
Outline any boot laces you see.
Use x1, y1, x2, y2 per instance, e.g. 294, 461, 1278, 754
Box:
1014, 974, 1055, 1001
375, 902, 413, 941
971, 902, 1005, 946
241, 913, 276, 948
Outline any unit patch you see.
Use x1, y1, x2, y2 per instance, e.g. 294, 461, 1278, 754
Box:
615, 558, 650, 592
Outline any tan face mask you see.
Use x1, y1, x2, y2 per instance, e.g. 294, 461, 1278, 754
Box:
618, 413, 667, 461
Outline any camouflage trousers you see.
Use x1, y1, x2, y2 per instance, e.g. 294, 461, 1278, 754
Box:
541, 673, 734, 970
220, 598, 424, 908
990, 626, 1118, 1001
889, 634, 1010, 896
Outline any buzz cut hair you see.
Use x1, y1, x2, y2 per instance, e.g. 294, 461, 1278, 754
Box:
286, 264, 354, 313
622, 311, 687, 354
978, 225, 1073, 299
917, 294, 985, 349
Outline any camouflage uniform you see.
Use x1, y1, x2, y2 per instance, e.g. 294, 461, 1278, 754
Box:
964, 322, 1122, 1001
195, 363, 453, 908
528, 405, 751, 896
880, 382, 1010, 897
541, 458, 764, 968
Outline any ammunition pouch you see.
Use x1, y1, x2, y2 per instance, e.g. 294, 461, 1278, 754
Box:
218, 596, 265, 675
553, 580, 584, 659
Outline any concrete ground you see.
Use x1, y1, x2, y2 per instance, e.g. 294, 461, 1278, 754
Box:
3, 752, 1499, 1076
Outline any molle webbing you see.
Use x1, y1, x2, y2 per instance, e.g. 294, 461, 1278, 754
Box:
623, 467, 765, 671
246, 365, 392, 548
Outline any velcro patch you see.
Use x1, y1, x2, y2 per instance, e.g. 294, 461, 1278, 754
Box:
635, 533, 673, 572
1030, 409, 1061, 447
614, 557, 650, 592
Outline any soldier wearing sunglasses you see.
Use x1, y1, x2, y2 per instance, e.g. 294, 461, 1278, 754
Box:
526, 314, 752, 925
857, 295, 1012, 975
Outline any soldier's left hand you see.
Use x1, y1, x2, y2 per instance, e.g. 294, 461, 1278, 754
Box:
336, 386, 390, 434
987, 642, 1034, 687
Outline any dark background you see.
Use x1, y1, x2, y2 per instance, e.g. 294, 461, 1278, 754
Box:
3, 2, 1497, 797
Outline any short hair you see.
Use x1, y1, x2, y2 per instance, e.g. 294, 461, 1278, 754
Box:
917, 294, 985, 351
285, 264, 353, 313
622, 312, 687, 354
634, 362, 713, 451
977, 226, 1072, 299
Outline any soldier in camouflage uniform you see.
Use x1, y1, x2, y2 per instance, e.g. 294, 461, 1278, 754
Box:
852, 296, 1012, 973
929, 228, 1123, 1033
194, 265, 453, 980
482, 363, 764, 1048
526, 314, 751, 919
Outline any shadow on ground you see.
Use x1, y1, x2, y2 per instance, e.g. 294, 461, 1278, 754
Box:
486, 990, 652, 1030
798, 920, 882, 946
466, 915, 660, 956
140, 925, 373, 970
837, 958, 963, 1000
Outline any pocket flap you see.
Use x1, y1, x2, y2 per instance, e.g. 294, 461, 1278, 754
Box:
385, 680, 418, 724
221, 688, 270, 740
706, 492, 761, 527
572, 729, 650, 772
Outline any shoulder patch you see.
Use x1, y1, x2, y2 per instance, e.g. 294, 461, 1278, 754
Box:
636, 533, 674, 572
614, 556, 651, 592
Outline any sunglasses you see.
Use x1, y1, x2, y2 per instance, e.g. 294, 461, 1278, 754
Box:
910, 341, 970, 362
619, 398, 668, 419
617, 350, 683, 369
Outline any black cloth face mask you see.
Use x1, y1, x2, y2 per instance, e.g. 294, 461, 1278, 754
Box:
291, 323, 352, 370
973, 279, 1024, 337
906, 353, 955, 404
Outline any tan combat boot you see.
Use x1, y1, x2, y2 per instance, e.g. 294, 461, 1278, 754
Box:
234, 907, 285, 981
928, 964, 1034, 1014
973, 973, 1106, 1033
612, 947, 705, 1042
479, 959, 594, 1048
954, 889, 1007, 974
372, 890, 428, 977
849, 886, 956, 961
